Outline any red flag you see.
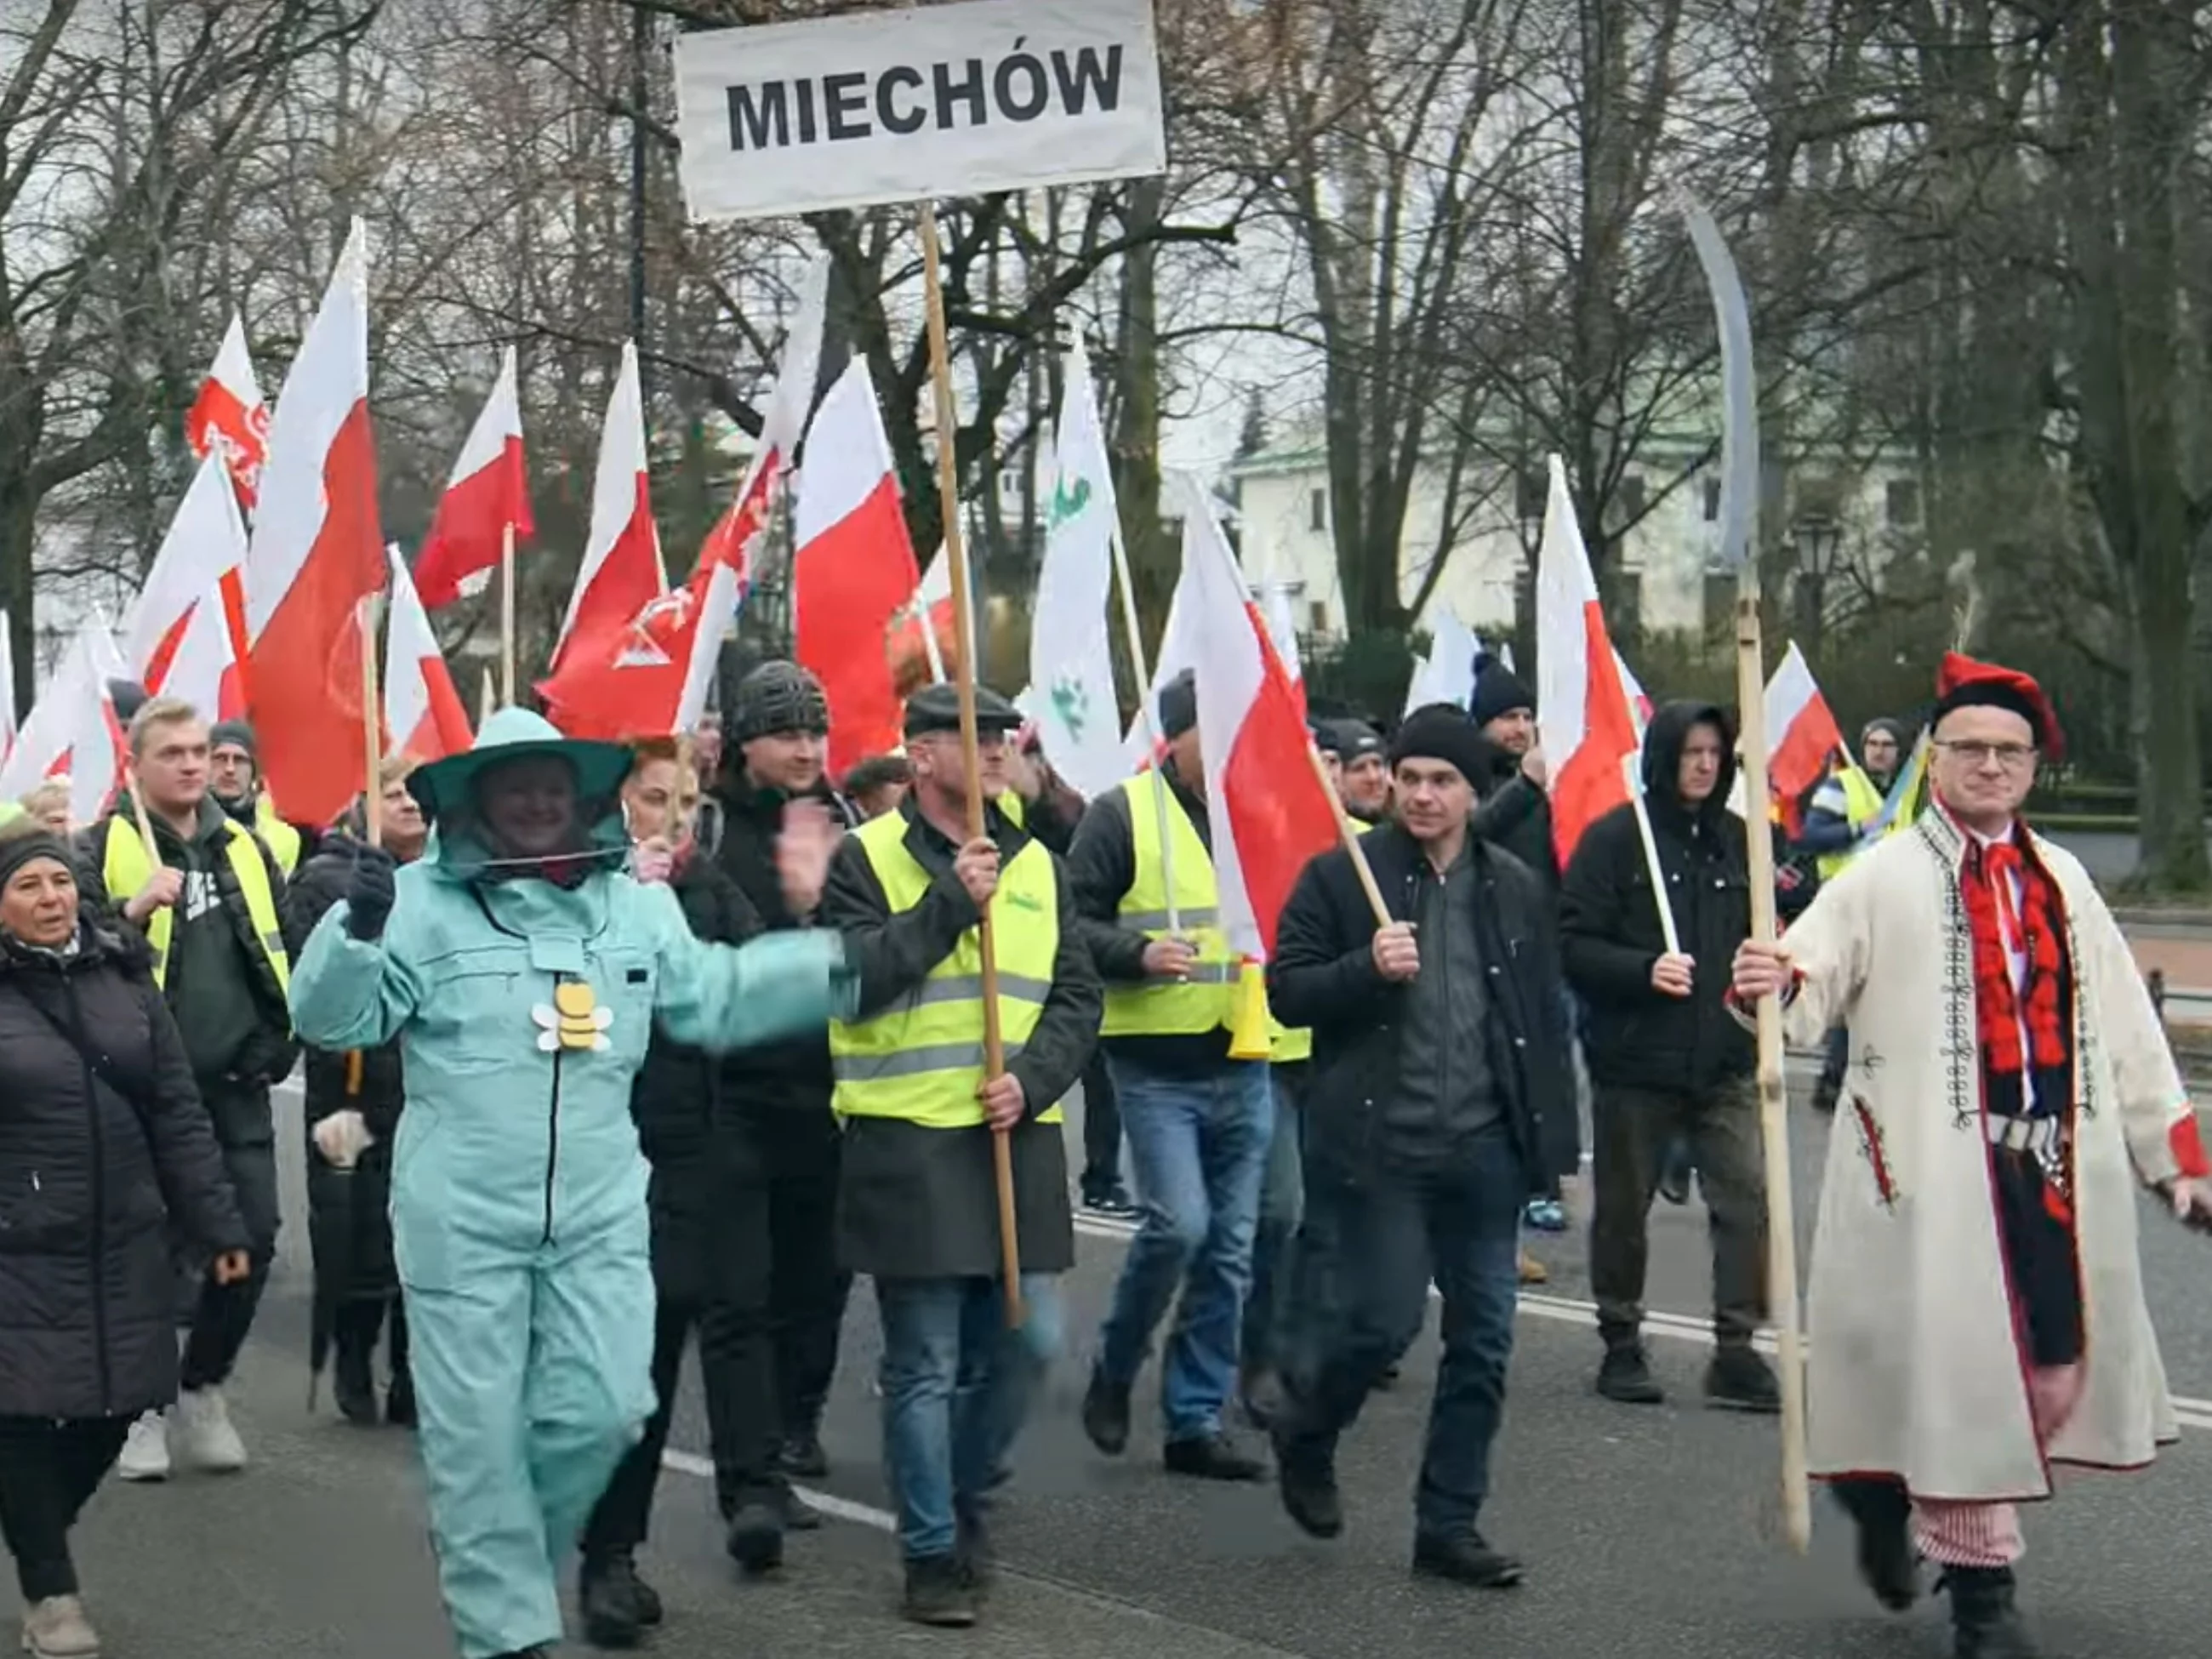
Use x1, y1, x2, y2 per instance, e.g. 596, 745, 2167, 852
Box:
413, 346, 533, 608
241, 221, 390, 827
187, 312, 270, 508
550, 340, 661, 671
1533, 457, 1643, 864
792, 361, 921, 776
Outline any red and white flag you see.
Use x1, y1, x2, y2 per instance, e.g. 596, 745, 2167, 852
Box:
1765, 639, 1847, 825
792, 360, 921, 776
1534, 455, 1644, 864
413, 345, 533, 608
125, 452, 250, 698
539, 262, 828, 740
1, 623, 133, 823
186, 312, 271, 508
242, 220, 391, 827
157, 585, 246, 725
550, 340, 663, 671
1180, 480, 1338, 960
385, 546, 472, 763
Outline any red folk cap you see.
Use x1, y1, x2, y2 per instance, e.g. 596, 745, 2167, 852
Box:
1933, 651, 2065, 762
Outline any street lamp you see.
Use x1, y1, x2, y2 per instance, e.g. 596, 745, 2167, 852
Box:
1793, 512, 1842, 651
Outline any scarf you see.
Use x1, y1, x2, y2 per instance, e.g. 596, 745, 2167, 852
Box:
1960, 837, 2068, 1090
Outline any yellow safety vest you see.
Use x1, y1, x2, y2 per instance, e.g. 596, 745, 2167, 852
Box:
1267, 817, 1371, 1064
1100, 772, 1240, 1038
102, 813, 291, 998
1816, 766, 1889, 881
830, 812, 1063, 1129
997, 790, 1026, 829
254, 798, 302, 874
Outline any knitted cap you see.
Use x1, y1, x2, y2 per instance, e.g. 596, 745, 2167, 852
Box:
730, 661, 830, 744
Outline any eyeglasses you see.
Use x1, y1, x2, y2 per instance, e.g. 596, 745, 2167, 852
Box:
1935, 739, 2038, 770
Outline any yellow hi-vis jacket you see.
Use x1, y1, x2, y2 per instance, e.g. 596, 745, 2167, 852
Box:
1100, 771, 1240, 1038
254, 797, 303, 874
830, 812, 1065, 1128
1816, 766, 1890, 881
100, 813, 291, 997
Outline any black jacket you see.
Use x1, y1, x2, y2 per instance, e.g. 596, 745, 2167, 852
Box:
1470, 764, 1559, 892
1560, 700, 1816, 1095
824, 798, 1099, 1278
1269, 823, 1578, 1192
708, 778, 846, 1126
282, 834, 406, 1307
0, 921, 248, 1419
1064, 763, 1235, 1074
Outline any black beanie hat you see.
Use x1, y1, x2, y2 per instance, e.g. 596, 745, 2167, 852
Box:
1469, 663, 1536, 730
0, 829, 75, 894
208, 720, 258, 759
730, 661, 830, 744
1388, 704, 1501, 787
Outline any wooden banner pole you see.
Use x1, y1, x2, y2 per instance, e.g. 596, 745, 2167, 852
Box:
500, 521, 518, 708
362, 596, 385, 852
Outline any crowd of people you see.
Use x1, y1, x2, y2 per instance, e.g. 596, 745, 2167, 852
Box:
0, 647, 2204, 1659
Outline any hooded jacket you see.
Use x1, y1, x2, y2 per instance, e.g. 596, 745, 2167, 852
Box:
1560, 700, 1815, 1095
0, 919, 248, 1418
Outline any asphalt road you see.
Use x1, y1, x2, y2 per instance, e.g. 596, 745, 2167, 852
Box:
14, 1074, 2209, 1659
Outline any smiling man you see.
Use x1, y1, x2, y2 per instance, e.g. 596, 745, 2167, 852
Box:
1733, 653, 2210, 1659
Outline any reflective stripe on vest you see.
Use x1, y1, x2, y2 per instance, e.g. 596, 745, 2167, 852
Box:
1099, 772, 1238, 1038
830, 812, 1063, 1128
255, 799, 302, 874
103, 815, 292, 999
1816, 766, 1891, 880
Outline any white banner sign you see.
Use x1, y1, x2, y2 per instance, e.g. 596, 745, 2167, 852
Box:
673, 0, 1167, 222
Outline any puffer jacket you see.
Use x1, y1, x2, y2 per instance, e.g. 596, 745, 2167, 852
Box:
0, 921, 248, 1418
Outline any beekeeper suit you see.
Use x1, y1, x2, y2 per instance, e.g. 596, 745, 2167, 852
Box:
289, 709, 853, 1659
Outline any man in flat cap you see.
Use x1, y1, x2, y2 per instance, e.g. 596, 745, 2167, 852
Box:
821, 682, 1101, 1628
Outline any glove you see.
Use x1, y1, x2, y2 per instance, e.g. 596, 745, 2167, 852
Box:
311, 1109, 374, 1170
345, 845, 397, 941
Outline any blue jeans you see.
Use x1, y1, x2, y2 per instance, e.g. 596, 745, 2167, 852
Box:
1283, 1126, 1525, 1539
1240, 1068, 1306, 1377
876, 1275, 1063, 1562
1095, 1056, 1274, 1442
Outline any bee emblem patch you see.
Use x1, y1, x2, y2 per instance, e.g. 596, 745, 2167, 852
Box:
533, 980, 613, 1052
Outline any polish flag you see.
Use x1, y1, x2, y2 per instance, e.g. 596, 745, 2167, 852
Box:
1534, 455, 1643, 864
158, 585, 247, 724
1, 623, 132, 824
539, 261, 828, 740
1614, 647, 1654, 730
125, 453, 250, 698
550, 340, 663, 671
186, 312, 271, 508
792, 360, 921, 776
1180, 481, 1338, 959
1765, 639, 1847, 832
385, 547, 472, 763
242, 220, 391, 828
412, 346, 533, 608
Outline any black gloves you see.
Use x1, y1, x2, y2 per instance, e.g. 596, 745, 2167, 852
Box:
344, 845, 397, 941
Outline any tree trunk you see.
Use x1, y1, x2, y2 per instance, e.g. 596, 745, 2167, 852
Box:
1111, 174, 1173, 669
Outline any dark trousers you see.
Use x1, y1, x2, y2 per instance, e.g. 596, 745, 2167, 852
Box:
1281, 1126, 1525, 1539
0, 1417, 131, 1601
584, 1297, 714, 1557
1080, 1050, 1124, 1199
1588, 1078, 1766, 1347
334, 1296, 410, 1382
1812, 1026, 1850, 1111
180, 1140, 279, 1390
764, 1111, 851, 1441
1240, 1064, 1307, 1376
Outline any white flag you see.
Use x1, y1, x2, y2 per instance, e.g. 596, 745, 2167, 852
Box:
1028, 340, 1126, 798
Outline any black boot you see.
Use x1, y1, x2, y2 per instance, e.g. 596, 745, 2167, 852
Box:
1703, 1346, 1782, 1414
385, 1301, 416, 1427
1080, 1365, 1132, 1456
332, 1321, 379, 1427
1940, 1566, 2037, 1659
1269, 1422, 1343, 1540
579, 1552, 645, 1650
1411, 1530, 1525, 1589
724, 1497, 785, 1576
1827, 1479, 1918, 1611
903, 1554, 978, 1627
781, 1427, 830, 1480
954, 1508, 995, 1596
1594, 1339, 1665, 1405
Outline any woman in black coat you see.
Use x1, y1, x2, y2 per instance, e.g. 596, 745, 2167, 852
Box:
0, 829, 249, 1658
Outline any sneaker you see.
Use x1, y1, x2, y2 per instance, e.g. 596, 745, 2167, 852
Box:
1081, 1189, 1142, 1222
902, 1554, 978, 1628
1704, 1347, 1782, 1415
1411, 1530, 1525, 1588
1517, 1250, 1549, 1286
723, 1499, 784, 1576
21, 1594, 100, 1658
781, 1428, 829, 1480
174, 1386, 248, 1472
1080, 1365, 1132, 1456
1522, 1197, 1568, 1233
116, 1411, 170, 1482
579, 1552, 646, 1650
1162, 1430, 1267, 1483
1594, 1343, 1666, 1405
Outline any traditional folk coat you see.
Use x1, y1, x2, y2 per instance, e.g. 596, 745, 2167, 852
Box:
1776, 807, 2196, 1502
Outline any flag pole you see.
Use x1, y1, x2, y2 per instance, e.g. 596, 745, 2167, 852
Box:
1679, 185, 1809, 1554
919, 199, 1022, 1328
1106, 524, 1182, 937
361, 595, 385, 851
500, 520, 517, 707
1300, 741, 1390, 926
1623, 753, 1685, 955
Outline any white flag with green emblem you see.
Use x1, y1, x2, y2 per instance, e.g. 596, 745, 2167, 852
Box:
1028, 339, 1126, 798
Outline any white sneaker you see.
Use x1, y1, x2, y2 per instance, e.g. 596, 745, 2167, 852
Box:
174, 1386, 247, 1473
22, 1593, 100, 1656
114, 1411, 169, 1483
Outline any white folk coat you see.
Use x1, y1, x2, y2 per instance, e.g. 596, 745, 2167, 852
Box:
1777, 807, 2193, 1502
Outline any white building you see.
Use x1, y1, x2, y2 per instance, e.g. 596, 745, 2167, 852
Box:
1229, 434, 1926, 642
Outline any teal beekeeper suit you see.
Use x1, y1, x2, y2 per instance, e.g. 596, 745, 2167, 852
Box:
288, 710, 851, 1659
